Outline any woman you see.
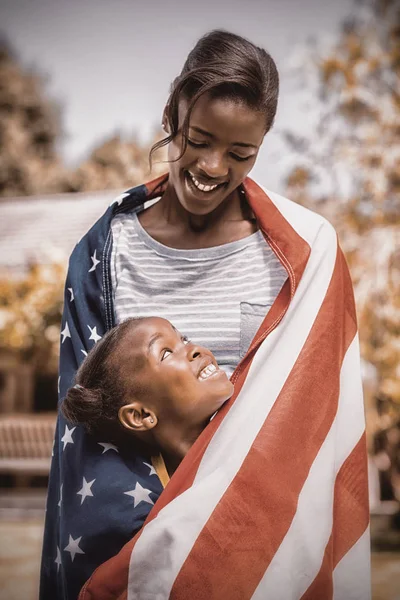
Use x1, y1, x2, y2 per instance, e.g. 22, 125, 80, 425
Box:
40, 30, 370, 600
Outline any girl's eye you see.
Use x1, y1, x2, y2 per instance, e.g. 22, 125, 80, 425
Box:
187, 139, 252, 162
161, 349, 172, 361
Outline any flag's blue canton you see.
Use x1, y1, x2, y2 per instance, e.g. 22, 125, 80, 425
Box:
40, 183, 165, 600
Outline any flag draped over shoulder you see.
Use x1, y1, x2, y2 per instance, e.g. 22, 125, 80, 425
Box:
78, 178, 371, 600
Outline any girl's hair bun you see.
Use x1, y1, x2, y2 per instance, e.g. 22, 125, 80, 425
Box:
61, 385, 104, 435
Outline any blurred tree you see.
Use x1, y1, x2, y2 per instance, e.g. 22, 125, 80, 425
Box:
0, 260, 66, 374
283, 0, 399, 228
0, 40, 68, 196
0, 40, 167, 197
281, 0, 400, 472
66, 132, 167, 192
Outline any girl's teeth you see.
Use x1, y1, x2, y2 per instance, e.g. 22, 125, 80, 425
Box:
189, 173, 220, 193
199, 364, 217, 380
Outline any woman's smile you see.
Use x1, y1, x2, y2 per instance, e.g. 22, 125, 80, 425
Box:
183, 170, 227, 202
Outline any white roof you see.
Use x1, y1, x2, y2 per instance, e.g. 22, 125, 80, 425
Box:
0, 190, 119, 274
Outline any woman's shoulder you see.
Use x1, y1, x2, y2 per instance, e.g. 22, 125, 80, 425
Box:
257, 183, 337, 246
67, 188, 145, 264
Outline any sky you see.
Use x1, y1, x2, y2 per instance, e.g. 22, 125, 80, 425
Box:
0, 0, 356, 191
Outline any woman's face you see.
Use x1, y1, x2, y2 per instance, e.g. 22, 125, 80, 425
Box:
165, 92, 267, 216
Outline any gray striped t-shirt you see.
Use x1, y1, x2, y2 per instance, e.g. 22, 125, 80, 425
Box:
111, 209, 288, 378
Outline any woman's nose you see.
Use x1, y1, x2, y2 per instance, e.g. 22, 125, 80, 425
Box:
198, 152, 228, 179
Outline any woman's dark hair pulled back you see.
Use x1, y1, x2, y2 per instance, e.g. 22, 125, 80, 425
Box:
150, 29, 279, 165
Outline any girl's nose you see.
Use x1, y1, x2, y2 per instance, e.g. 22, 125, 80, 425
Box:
187, 343, 202, 361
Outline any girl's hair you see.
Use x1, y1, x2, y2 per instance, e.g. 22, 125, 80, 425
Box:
149, 29, 279, 166
61, 317, 145, 443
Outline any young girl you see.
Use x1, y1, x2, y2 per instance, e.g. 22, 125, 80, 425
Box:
61, 316, 234, 483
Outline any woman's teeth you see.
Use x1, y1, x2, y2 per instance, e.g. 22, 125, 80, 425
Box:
198, 363, 217, 380
189, 172, 222, 193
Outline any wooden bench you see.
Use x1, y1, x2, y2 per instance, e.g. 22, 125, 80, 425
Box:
0, 413, 56, 480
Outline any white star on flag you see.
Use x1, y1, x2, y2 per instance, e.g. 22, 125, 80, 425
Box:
61, 425, 76, 450
88, 249, 100, 272
58, 484, 63, 508
55, 546, 62, 572
58, 376, 60, 394
77, 477, 96, 505
124, 482, 154, 508
64, 535, 85, 562
98, 442, 119, 454
67, 287, 74, 302
110, 192, 129, 207
60, 322, 71, 343
143, 461, 157, 476
88, 325, 102, 344
81, 349, 88, 357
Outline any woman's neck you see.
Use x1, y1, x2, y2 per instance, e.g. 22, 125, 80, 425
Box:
138, 186, 257, 250
161, 184, 243, 229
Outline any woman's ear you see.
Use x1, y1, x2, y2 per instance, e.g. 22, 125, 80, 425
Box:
162, 107, 170, 134
118, 402, 158, 432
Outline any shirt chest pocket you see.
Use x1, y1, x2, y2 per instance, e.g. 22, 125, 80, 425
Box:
239, 302, 272, 359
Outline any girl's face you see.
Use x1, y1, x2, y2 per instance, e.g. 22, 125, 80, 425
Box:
165, 92, 266, 216
122, 317, 234, 430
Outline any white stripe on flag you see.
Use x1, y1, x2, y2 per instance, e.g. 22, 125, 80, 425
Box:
333, 526, 371, 600
264, 186, 326, 247
332, 334, 365, 470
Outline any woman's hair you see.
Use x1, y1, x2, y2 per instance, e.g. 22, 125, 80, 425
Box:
61, 317, 145, 443
150, 29, 279, 165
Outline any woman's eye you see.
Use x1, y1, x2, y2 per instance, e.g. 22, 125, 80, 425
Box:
187, 139, 207, 148
188, 139, 252, 162
161, 349, 172, 360
231, 153, 252, 162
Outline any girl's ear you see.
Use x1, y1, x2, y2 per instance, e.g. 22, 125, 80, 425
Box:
118, 402, 158, 432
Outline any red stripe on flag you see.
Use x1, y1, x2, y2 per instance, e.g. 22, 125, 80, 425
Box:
79, 540, 134, 600
333, 431, 369, 566
144, 172, 168, 198
169, 248, 358, 600
243, 178, 311, 304
300, 432, 369, 600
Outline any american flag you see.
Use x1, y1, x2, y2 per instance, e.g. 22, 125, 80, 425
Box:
42, 175, 370, 600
